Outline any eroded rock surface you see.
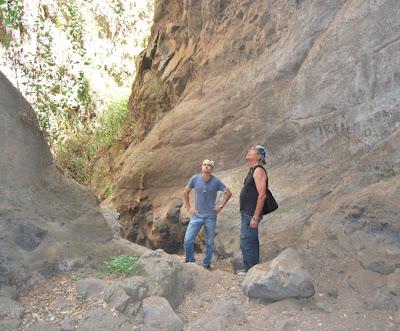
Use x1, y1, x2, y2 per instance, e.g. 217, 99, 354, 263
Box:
103, 1, 400, 269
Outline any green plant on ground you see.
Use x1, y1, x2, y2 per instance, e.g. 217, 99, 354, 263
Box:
103, 255, 139, 274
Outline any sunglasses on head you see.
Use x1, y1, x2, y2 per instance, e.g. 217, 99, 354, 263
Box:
249, 144, 265, 154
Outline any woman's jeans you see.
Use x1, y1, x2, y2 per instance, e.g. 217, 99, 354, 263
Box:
184, 215, 216, 266
240, 213, 260, 271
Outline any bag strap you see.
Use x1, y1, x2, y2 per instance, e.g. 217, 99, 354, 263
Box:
250, 165, 269, 188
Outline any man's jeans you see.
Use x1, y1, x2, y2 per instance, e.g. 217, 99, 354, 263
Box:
240, 213, 260, 271
184, 215, 216, 266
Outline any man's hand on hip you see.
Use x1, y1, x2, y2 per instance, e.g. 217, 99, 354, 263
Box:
188, 207, 199, 216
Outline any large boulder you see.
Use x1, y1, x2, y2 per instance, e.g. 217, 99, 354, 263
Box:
242, 248, 315, 302
103, 250, 209, 318
133, 250, 206, 309
0, 71, 147, 291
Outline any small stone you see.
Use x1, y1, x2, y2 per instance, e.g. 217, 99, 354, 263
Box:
61, 317, 75, 331
0, 285, 17, 299
387, 269, 400, 296
231, 252, 245, 273
103, 285, 132, 314
0, 318, 21, 330
0, 297, 24, 319
142, 296, 183, 331
366, 290, 398, 311
76, 278, 107, 298
26, 321, 61, 331
77, 308, 132, 330
316, 302, 332, 313
190, 300, 246, 331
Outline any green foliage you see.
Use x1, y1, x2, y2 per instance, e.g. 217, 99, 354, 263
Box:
65, 0, 85, 56
102, 179, 115, 198
103, 255, 139, 274
94, 168, 115, 199
77, 71, 92, 108
1, 0, 154, 189
1, 0, 94, 148
55, 96, 132, 185
95, 97, 129, 149
1, 0, 95, 148
56, 128, 96, 183
0, 0, 23, 48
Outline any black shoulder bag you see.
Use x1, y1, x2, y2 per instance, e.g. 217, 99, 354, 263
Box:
253, 165, 278, 215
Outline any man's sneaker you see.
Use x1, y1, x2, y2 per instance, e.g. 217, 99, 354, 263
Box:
236, 270, 247, 276
203, 265, 212, 271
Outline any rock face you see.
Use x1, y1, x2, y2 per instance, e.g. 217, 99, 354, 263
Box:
106, 0, 400, 272
242, 248, 315, 302
0, 72, 144, 292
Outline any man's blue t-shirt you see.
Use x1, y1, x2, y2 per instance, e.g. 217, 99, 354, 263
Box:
187, 175, 226, 217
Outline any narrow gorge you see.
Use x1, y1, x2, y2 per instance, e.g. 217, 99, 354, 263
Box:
1, 0, 399, 330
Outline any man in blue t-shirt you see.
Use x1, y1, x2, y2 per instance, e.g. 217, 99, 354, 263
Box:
183, 159, 232, 270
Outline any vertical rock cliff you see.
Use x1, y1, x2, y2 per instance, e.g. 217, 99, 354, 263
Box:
106, 0, 400, 271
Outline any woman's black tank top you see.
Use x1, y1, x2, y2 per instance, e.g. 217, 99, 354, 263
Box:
239, 165, 268, 216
